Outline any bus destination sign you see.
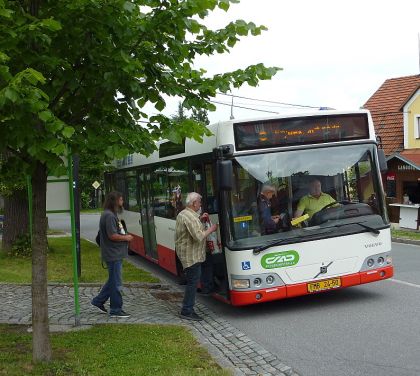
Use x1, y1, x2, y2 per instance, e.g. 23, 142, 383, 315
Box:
234, 113, 370, 151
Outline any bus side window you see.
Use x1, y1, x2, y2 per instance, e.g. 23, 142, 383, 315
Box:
205, 163, 218, 214
168, 159, 189, 219
152, 163, 170, 218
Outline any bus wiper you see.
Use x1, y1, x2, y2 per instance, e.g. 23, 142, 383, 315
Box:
253, 238, 291, 255
326, 221, 380, 235
354, 222, 380, 235
253, 229, 335, 255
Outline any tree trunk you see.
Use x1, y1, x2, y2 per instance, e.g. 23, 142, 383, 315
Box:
31, 161, 51, 361
1, 189, 29, 251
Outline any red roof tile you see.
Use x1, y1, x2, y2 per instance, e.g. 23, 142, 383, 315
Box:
362, 75, 420, 156
400, 149, 420, 169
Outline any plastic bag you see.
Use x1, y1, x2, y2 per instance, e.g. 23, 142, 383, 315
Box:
204, 220, 222, 254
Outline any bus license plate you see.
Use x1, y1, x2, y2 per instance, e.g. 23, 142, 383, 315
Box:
307, 278, 341, 293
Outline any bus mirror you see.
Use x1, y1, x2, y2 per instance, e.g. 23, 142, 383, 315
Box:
213, 144, 234, 159
378, 149, 387, 172
217, 160, 233, 190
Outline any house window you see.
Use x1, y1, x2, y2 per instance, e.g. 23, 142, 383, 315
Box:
416, 115, 420, 139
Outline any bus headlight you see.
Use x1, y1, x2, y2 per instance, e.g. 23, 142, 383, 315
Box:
232, 279, 250, 289
253, 278, 262, 287
386, 255, 392, 264
377, 256, 384, 265
367, 258, 375, 268
266, 275, 275, 285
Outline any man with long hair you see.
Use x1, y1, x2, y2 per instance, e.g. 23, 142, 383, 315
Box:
91, 191, 133, 317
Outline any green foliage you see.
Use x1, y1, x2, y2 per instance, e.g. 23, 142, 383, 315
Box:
8, 234, 32, 258
172, 101, 210, 128
0, 154, 27, 197
0, 0, 280, 177
192, 107, 210, 125
80, 190, 91, 209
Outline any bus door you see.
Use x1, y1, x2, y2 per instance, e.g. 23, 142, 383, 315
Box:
139, 169, 158, 260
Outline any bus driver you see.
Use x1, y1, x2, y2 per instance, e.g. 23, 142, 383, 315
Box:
294, 179, 335, 220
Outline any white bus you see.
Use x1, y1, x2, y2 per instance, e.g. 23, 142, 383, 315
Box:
105, 110, 393, 306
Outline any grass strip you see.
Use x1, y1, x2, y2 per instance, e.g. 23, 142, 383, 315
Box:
0, 324, 230, 376
0, 237, 159, 284
391, 229, 420, 241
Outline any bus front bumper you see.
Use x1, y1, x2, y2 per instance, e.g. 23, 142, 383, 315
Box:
229, 265, 394, 306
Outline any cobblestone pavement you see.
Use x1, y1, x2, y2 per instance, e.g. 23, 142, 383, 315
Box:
0, 282, 300, 376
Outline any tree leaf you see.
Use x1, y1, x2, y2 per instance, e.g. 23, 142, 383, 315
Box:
4, 87, 18, 102
39, 110, 53, 122
40, 18, 62, 31
61, 126, 75, 138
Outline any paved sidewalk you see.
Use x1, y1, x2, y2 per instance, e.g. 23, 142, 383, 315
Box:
0, 282, 300, 376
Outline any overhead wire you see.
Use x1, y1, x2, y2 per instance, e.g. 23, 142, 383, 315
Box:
209, 100, 280, 114
217, 92, 321, 109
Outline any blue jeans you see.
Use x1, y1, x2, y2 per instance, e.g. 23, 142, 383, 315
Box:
201, 253, 214, 293
181, 262, 201, 315
92, 260, 123, 314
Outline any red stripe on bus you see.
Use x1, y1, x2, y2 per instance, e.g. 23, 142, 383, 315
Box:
128, 233, 177, 274
128, 235, 146, 256
157, 244, 177, 275
229, 265, 394, 306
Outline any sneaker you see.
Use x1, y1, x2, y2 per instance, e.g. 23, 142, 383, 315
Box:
179, 311, 203, 321
91, 302, 107, 314
110, 310, 130, 318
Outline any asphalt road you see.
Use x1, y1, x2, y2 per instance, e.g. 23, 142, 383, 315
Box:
49, 214, 420, 376
48, 213, 99, 241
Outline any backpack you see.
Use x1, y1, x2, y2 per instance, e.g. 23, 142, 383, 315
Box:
95, 230, 100, 246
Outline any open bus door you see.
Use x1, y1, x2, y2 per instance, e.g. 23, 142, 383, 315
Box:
139, 169, 158, 260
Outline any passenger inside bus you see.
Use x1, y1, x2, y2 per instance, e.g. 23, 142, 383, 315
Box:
294, 178, 336, 220
257, 184, 281, 235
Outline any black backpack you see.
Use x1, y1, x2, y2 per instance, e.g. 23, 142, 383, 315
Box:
95, 230, 100, 246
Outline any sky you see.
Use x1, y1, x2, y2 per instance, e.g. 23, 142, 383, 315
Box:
156, 0, 420, 124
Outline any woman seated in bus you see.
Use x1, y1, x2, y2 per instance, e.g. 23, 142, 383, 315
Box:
294, 179, 335, 220
257, 184, 281, 235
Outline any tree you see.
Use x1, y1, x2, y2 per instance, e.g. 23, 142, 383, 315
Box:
172, 102, 187, 123
0, 153, 29, 251
78, 153, 110, 209
0, 0, 279, 362
191, 107, 210, 125
171, 101, 210, 125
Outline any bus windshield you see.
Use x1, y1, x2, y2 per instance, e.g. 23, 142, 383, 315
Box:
227, 143, 387, 249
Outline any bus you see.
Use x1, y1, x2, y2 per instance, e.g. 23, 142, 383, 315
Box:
105, 110, 394, 306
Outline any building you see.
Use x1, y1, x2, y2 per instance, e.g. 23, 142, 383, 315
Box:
363, 74, 420, 223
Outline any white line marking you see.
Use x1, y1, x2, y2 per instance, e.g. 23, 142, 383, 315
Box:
387, 278, 420, 289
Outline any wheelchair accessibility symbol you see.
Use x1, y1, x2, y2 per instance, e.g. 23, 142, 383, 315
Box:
241, 261, 251, 270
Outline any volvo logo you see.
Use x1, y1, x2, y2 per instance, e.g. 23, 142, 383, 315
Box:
314, 261, 333, 279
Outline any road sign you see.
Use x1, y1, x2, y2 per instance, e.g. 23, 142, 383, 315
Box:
92, 181, 100, 190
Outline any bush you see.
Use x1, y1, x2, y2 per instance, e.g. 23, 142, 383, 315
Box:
8, 235, 32, 258
80, 191, 91, 209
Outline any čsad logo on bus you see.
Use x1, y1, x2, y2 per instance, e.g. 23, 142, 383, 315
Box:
261, 250, 299, 269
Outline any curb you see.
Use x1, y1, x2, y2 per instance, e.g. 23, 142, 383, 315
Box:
1, 284, 300, 376
0, 282, 168, 289
392, 237, 420, 246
